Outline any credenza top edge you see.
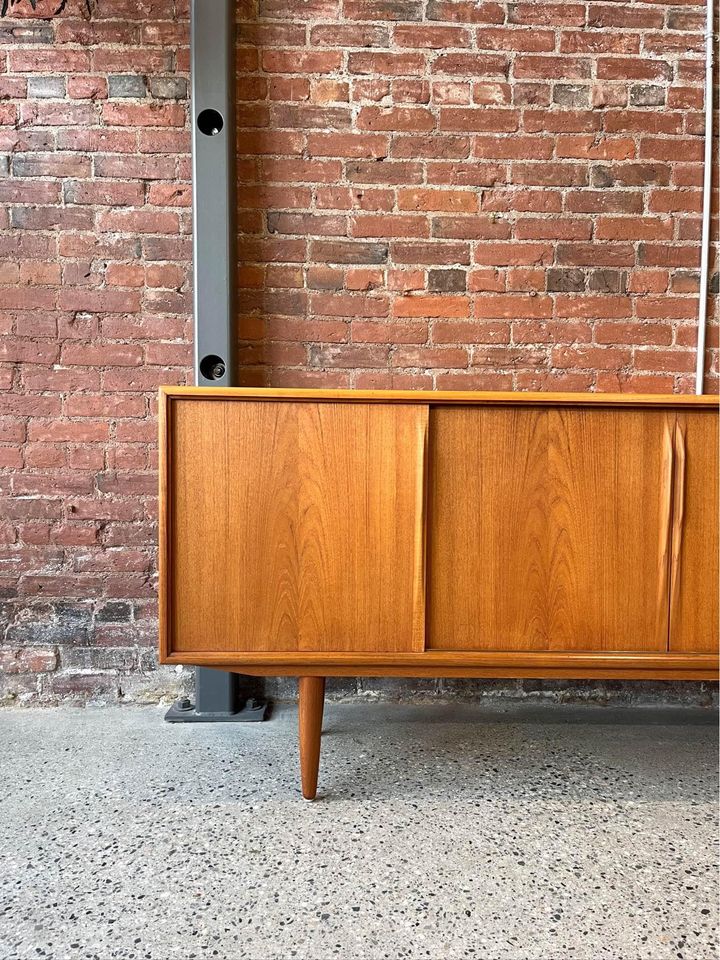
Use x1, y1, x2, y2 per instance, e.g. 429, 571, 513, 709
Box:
160, 386, 720, 409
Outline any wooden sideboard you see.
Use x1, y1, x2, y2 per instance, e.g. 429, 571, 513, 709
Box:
159, 387, 719, 798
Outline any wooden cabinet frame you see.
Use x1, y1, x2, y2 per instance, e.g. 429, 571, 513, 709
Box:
159, 387, 718, 795
159, 386, 718, 683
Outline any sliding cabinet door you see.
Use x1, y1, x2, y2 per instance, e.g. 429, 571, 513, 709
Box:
428, 405, 672, 652
167, 399, 427, 656
669, 411, 719, 653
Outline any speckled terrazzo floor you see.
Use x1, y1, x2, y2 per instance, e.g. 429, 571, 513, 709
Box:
0, 703, 717, 960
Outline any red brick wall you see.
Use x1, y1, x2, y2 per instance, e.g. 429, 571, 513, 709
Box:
0, 0, 717, 703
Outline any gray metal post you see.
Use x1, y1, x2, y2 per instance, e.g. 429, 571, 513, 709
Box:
165, 0, 267, 723
191, 0, 235, 389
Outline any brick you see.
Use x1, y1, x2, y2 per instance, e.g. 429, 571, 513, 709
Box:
64, 180, 144, 206
512, 163, 588, 187
394, 24, 470, 47
439, 108, 518, 132
433, 319, 508, 343
552, 346, 632, 370
357, 106, 435, 133
352, 321, 427, 343
347, 159, 424, 184
588, 6, 663, 30
547, 269, 586, 293
149, 77, 188, 100
26, 76, 66, 99
426, 161, 506, 187
589, 270, 627, 294
67, 76, 109, 100
312, 80, 349, 104
556, 135, 635, 161
433, 53, 508, 76
560, 32, 640, 55
108, 75, 147, 98
13, 153, 91, 178
392, 136, 470, 160
482, 189, 562, 213
553, 84, 590, 108
429, 269, 467, 293
474, 243, 553, 266
524, 110, 600, 135
476, 294, 553, 319
0, 647, 58, 675
605, 111, 681, 136
515, 56, 591, 80
595, 217, 674, 241
344, 0, 422, 21
348, 52, 425, 75
590, 83, 628, 110
630, 85, 666, 107
515, 219, 592, 241
595, 322, 673, 347
311, 240, 388, 264
554, 295, 632, 320
565, 191, 643, 215
312, 24, 389, 47
309, 133, 388, 159
640, 138, 703, 163
597, 58, 673, 82
310, 292, 389, 318
474, 135, 553, 160
557, 244, 635, 267
392, 346, 469, 368
634, 349, 697, 373
473, 82, 512, 105
393, 296, 470, 318
309, 344, 389, 368
267, 212, 345, 237
102, 102, 184, 126
428, 0, 505, 24
433, 216, 510, 240
398, 189, 478, 213
352, 215, 428, 239
592, 163, 671, 187
506, 268, 545, 292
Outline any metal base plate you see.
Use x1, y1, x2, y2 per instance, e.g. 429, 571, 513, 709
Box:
164, 697, 269, 723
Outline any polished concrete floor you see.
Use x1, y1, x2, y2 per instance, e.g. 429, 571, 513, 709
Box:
0, 702, 717, 960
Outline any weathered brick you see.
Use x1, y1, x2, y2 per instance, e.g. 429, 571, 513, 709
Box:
553, 84, 589, 108
26, 76, 66, 99
629, 85, 666, 108
311, 240, 388, 264
148, 77, 188, 99
547, 268, 586, 293
108, 74, 147, 98
429, 269, 467, 293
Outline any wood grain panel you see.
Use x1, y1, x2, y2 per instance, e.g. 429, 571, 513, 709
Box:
669, 411, 719, 653
428, 406, 549, 650
168, 399, 426, 655
428, 406, 672, 652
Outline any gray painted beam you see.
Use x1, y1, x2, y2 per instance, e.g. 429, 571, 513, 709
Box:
166, 0, 266, 721
191, 0, 236, 388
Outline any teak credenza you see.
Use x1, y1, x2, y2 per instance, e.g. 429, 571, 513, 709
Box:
159, 387, 719, 798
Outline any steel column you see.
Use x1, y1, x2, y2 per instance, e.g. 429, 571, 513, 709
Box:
191, 0, 236, 389
165, 0, 267, 723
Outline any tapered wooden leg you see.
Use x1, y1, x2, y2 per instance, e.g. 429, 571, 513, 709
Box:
298, 676, 325, 800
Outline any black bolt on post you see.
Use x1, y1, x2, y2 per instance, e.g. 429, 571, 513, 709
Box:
165, 0, 267, 724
